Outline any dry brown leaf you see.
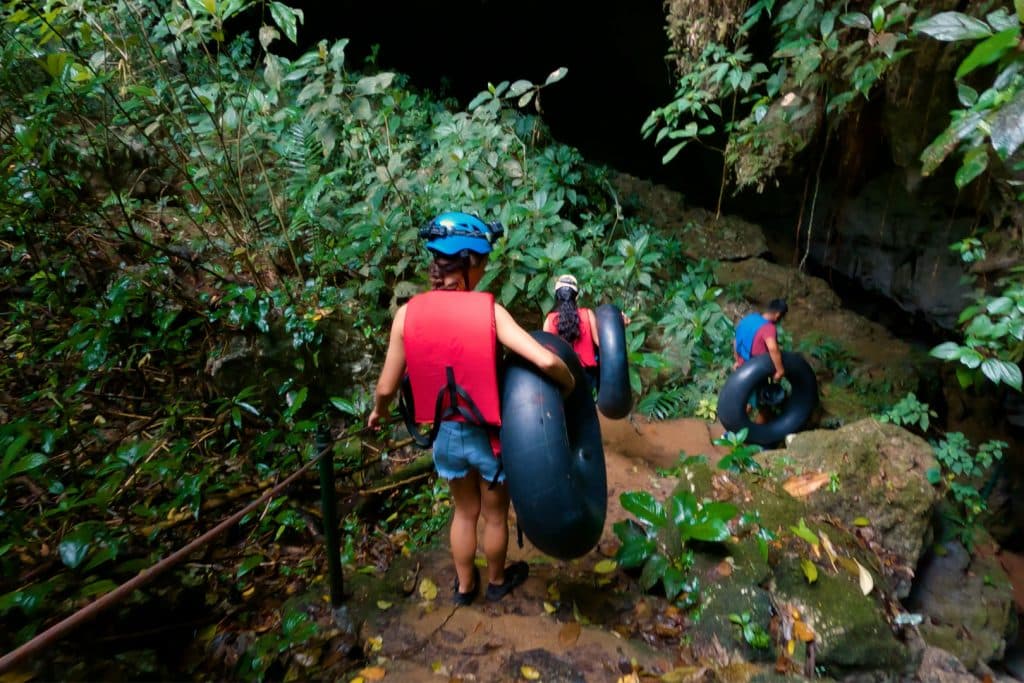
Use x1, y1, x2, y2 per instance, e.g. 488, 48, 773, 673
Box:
716, 559, 733, 577
359, 666, 386, 680
855, 559, 874, 595
782, 472, 831, 497
559, 621, 581, 646
793, 620, 815, 642
818, 531, 839, 572
660, 666, 708, 682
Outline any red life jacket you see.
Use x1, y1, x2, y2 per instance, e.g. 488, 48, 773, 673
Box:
545, 307, 597, 367
404, 290, 502, 453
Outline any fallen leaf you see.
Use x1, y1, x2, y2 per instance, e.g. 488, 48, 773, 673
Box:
787, 638, 795, 655
782, 472, 831, 497
419, 577, 438, 601
837, 556, 860, 576
793, 620, 815, 642
520, 665, 541, 680
818, 531, 839, 572
616, 675, 640, 683
365, 636, 383, 653
376, 600, 392, 610
349, 677, 365, 683
543, 601, 557, 614
853, 516, 870, 526
593, 559, 618, 574
660, 666, 707, 682
547, 583, 561, 601
855, 559, 874, 595
359, 666, 386, 680
241, 585, 255, 599
716, 559, 733, 577
559, 621, 581, 646
801, 559, 818, 584
474, 556, 487, 568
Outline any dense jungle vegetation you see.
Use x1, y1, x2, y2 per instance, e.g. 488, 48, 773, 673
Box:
0, 0, 1022, 679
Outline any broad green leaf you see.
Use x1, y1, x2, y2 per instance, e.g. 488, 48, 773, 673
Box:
80, 579, 117, 597
801, 558, 818, 583
790, 518, 819, 547
640, 554, 669, 590
59, 531, 92, 569
930, 341, 961, 360
612, 519, 646, 543
839, 12, 871, 29
11, 452, 47, 476
329, 397, 357, 416
1017, 0, 1024, 23
544, 67, 568, 85
956, 28, 1021, 79
507, 79, 532, 97
913, 12, 993, 41
701, 501, 739, 523
615, 536, 656, 568
620, 491, 666, 528
991, 90, 1024, 160
236, 555, 263, 578
987, 8, 1019, 31
955, 146, 988, 188
661, 566, 688, 601
685, 519, 731, 542
269, 1, 303, 44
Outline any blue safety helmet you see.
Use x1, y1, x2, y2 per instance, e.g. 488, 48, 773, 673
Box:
419, 211, 504, 255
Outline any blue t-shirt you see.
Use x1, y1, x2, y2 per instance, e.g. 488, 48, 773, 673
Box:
734, 313, 769, 362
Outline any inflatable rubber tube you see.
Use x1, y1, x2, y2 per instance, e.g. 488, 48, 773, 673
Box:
500, 331, 607, 560
595, 304, 632, 419
716, 351, 818, 447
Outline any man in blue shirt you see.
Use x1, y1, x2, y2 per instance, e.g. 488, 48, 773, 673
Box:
733, 299, 788, 423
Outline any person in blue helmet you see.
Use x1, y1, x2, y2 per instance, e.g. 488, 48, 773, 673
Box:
733, 298, 788, 423
368, 211, 575, 605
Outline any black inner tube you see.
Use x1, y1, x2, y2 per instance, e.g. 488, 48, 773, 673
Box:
716, 351, 819, 446
595, 303, 632, 419
500, 332, 607, 559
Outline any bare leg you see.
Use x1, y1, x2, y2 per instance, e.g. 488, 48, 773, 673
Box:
479, 478, 511, 586
448, 471, 482, 593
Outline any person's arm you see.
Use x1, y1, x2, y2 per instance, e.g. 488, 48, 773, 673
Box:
765, 332, 785, 381
495, 305, 575, 394
368, 304, 408, 429
542, 312, 556, 335
586, 309, 600, 348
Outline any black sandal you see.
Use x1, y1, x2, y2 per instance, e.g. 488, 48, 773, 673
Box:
485, 561, 529, 602
453, 566, 480, 606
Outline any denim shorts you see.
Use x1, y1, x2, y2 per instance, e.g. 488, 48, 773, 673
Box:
432, 421, 503, 483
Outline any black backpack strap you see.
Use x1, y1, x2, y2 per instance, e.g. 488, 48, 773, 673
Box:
399, 375, 433, 449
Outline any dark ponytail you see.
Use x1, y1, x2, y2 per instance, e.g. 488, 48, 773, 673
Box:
553, 287, 581, 343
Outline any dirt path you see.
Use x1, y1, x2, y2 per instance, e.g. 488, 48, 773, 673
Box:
355, 415, 729, 682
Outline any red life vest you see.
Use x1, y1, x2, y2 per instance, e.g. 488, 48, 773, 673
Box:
404, 290, 502, 433
545, 307, 597, 367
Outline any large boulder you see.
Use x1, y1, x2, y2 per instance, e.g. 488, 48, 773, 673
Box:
906, 537, 1018, 671
761, 419, 941, 598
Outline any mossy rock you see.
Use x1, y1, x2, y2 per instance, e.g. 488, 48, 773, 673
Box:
759, 419, 940, 598
771, 555, 910, 675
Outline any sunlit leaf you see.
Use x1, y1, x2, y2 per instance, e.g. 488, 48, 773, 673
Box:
418, 577, 437, 601
793, 619, 815, 642
955, 28, 1021, 79
520, 665, 541, 680
544, 67, 568, 85
782, 472, 831, 497
853, 516, 870, 527
801, 559, 818, 583
593, 559, 618, 574
376, 600, 392, 610
358, 666, 386, 680
855, 559, 874, 595
913, 11, 993, 41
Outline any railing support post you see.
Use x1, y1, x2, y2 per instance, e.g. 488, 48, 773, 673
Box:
316, 425, 343, 605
